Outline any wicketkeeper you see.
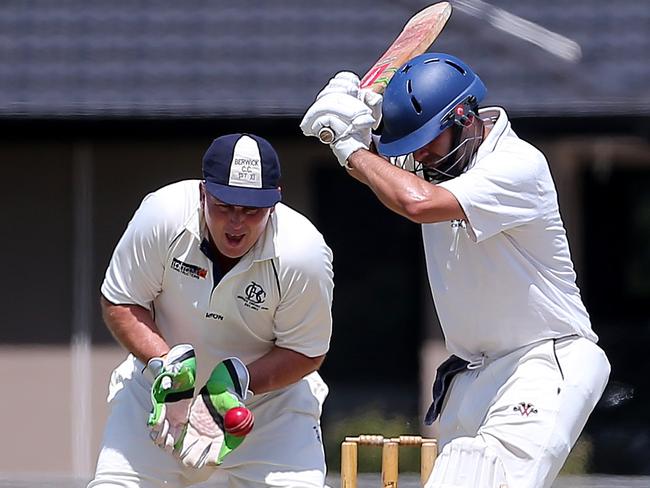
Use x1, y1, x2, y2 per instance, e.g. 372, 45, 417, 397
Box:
88, 133, 334, 488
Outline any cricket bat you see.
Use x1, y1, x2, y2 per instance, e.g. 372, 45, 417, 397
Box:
318, 2, 452, 144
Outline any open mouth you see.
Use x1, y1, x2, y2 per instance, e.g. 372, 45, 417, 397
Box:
225, 233, 245, 245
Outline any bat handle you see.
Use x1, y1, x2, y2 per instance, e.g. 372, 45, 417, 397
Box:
318, 127, 335, 144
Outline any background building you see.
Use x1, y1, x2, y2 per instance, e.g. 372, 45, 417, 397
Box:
1, 0, 649, 480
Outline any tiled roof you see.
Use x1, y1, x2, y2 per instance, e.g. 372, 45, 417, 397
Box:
0, 0, 648, 118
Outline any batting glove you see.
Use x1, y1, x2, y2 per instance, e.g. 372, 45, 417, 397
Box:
316, 71, 362, 100
315, 72, 383, 129
176, 357, 254, 468
300, 93, 376, 167
361, 89, 383, 130
146, 344, 197, 452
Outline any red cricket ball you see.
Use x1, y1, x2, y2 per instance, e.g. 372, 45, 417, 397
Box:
224, 406, 254, 437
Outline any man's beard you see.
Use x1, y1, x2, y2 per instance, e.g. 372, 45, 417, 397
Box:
389, 120, 484, 183
420, 121, 484, 183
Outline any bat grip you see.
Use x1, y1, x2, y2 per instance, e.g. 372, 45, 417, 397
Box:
318, 127, 335, 144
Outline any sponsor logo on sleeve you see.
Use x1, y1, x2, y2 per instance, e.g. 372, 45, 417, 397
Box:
171, 258, 208, 280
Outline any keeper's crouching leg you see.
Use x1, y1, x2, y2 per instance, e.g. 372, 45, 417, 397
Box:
424, 436, 509, 488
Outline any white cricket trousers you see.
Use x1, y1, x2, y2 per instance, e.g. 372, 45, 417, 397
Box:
430, 336, 610, 488
87, 355, 329, 488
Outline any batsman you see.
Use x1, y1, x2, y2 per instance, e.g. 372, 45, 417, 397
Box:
301, 54, 611, 487
88, 133, 334, 487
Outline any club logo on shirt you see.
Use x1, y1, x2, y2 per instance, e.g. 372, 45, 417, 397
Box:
451, 219, 466, 229
237, 281, 268, 311
245, 281, 266, 303
171, 258, 208, 280
513, 402, 538, 417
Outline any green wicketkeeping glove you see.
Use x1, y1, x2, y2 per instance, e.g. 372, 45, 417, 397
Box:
146, 344, 197, 451
176, 357, 254, 468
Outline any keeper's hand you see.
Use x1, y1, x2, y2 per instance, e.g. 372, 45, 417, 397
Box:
300, 92, 377, 167
176, 357, 254, 468
146, 344, 197, 451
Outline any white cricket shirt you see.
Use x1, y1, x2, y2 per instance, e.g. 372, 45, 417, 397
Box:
426, 107, 597, 361
101, 180, 334, 378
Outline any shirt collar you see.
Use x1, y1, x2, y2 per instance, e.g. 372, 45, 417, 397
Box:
475, 106, 510, 161
185, 204, 203, 240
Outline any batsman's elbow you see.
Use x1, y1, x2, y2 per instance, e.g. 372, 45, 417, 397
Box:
400, 192, 437, 223
401, 186, 465, 224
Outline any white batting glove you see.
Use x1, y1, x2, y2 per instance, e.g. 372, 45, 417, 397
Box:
315, 72, 383, 129
300, 93, 376, 167
360, 89, 383, 129
316, 71, 361, 100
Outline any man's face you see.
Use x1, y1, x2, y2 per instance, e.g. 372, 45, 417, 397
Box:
200, 184, 273, 259
412, 125, 455, 169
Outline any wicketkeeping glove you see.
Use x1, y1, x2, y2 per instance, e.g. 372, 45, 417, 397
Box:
176, 357, 254, 468
146, 344, 197, 451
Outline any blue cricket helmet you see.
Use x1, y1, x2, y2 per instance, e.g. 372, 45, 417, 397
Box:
377, 53, 487, 157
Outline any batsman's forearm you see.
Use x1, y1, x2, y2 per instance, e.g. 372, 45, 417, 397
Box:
100, 295, 169, 363
247, 346, 325, 395
347, 149, 465, 224
347, 149, 426, 220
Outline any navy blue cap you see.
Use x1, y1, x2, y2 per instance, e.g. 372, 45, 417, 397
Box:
202, 133, 282, 208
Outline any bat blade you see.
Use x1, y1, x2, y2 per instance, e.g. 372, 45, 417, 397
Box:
360, 2, 452, 93
318, 2, 452, 143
